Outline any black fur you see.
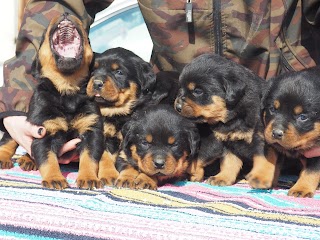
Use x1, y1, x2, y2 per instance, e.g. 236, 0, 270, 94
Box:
28, 79, 103, 164
26, 13, 104, 189
175, 53, 272, 188
88, 47, 157, 151
262, 66, 320, 197
116, 104, 200, 189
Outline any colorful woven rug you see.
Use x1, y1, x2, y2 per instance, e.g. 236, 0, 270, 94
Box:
0, 160, 319, 240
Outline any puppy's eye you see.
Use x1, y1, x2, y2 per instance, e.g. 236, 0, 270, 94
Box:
269, 106, 276, 114
143, 88, 150, 95
192, 88, 203, 97
297, 114, 308, 122
141, 140, 150, 147
170, 141, 179, 148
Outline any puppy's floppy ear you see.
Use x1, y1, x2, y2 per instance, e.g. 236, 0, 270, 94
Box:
223, 76, 246, 106
261, 77, 275, 110
121, 119, 138, 151
186, 126, 200, 158
260, 77, 275, 125
151, 71, 180, 105
136, 61, 157, 94
91, 52, 101, 70
121, 119, 138, 153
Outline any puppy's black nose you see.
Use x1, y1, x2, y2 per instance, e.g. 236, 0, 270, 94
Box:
175, 103, 182, 113
93, 79, 104, 91
272, 129, 284, 140
175, 97, 184, 113
154, 157, 165, 169
62, 12, 70, 18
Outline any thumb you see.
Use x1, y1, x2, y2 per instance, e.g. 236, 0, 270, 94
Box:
29, 126, 46, 139
58, 138, 82, 157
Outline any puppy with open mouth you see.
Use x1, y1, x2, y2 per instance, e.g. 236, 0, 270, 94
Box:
0, 13, 104, 190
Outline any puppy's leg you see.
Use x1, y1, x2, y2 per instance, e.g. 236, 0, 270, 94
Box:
98, 150, 119, 186
36, 150, 69, 190
32, 118, 69, 189
77, 122, 105, 189
134, 173, 158, 190
207, 151, 243, 186
0, 133, 17, 169
187, 159, 205, 182
71, 112, 104, 189
77, 148, 101, 189
288, 159, 320, 198
246, 147, 278, 189
17, 153, 38, 171
115, 166, 140, 189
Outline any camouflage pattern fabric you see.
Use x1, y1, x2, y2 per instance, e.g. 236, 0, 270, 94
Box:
0, 0, 112, 114
138, 0, 319, 78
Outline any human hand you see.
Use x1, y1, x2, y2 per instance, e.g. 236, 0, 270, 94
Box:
4, 116, 46, 155
3, 116, 81, 163
57, 138, 81, 164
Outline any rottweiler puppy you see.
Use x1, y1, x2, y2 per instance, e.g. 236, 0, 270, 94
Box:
86, 47, 157, 186
0, 13, 104, 190
262, 67, 320, 197
174, 53, 277, 189
115, 104, 200, 190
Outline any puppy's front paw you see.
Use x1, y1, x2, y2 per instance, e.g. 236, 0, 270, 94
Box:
246, 171, 273, 189
189, 173, 204, 182
17, 155, 37, 171
134, 174, 157, 190
207, 174, 235, 186
288, 186, 315, 198
0, 159, 13, 169
76, 175, 101, 189
115, 175, 136, 189
42, 177, 69, 190
99, 169, 119, 187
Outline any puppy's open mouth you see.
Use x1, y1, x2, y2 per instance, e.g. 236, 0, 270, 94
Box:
52, 19, 82, 59
272, 142, 305, 152
154, 172, 167, 177
94, 96, 116, 106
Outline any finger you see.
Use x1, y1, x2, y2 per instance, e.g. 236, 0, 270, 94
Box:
20, 139, 33, 157
58, 153, 79, 164
304, 148, 320, 158
24, 145, 32, 157
58, 138, 82, 157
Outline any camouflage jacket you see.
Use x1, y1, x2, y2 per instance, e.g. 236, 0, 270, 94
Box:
138, 0, 320, 78
0, 0, 113, 121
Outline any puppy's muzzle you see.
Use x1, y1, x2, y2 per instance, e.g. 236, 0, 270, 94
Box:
175, 97, 185, 113
272, 128, 284, 140
153, 155, 165, 169
93, 79, 104, 91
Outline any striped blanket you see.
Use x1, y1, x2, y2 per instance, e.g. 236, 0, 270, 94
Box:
0, 161, 319, 240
